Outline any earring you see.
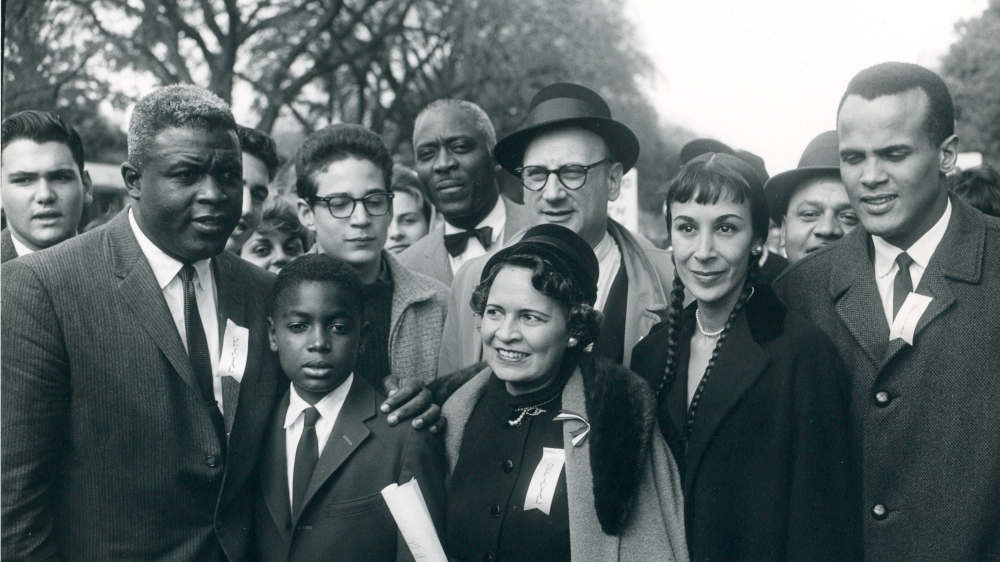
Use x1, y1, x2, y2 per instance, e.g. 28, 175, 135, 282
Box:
568, 337, 578, 348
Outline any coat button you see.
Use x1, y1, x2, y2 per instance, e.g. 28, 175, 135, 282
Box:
872, 504, 887, 520
874, 391, 891, 406
485, 553, 496, 562
204, 454, 220, 468
502, 459, 515, 473
490, 504, 501, 517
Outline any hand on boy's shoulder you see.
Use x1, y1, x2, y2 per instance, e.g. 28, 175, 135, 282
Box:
380, 375, 445, 434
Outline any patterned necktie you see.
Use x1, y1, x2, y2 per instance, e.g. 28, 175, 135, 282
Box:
892, 252, 914, 320
179, 265, 215, 404
443, 226, 494, 256
292, 407, 321, 517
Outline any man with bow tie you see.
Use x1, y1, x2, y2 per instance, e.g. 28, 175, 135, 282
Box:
400, 99, 515, 285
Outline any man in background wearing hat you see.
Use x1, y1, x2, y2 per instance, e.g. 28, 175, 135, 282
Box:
765, 130, 859, 264
401, 99, 517, 285
437, 82, 673, 375
775, 62, 1000, 560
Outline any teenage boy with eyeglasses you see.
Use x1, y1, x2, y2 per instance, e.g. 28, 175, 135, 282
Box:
296, 124, 449, 390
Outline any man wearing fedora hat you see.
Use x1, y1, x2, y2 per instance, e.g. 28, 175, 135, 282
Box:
765, 130, 860, 264
437, 82, 674, 376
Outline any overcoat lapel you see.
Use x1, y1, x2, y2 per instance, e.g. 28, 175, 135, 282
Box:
294, 378, 375, 525
261, 393, 292, 539
828, 229, 888, 380
684, 310, 768, 492
109, 215, 201, 396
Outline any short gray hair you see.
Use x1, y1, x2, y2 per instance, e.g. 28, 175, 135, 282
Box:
128, 84, 236, 170
413, 99, 497, 150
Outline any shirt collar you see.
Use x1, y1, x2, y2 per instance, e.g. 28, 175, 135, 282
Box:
284, 373, 354, 429
129, 209, 212, 289
443, 197, 506, 242
872, 199, 952, 278
9, 230, 35, 257
593, 228, 615, 262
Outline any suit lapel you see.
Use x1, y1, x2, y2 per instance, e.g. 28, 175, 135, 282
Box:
684, 310, 768, 492
294, 377, 375, 524
109, 214, 201, 395
828, 230, 888, 379
261, 393, 292, 538
431, 231, 453, 284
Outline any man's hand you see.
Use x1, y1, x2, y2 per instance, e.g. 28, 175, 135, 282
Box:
381, 376, 444, 433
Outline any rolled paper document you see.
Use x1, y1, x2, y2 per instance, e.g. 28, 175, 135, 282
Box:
381, 477, 447, 562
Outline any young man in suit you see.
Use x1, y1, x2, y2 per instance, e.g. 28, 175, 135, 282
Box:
400, 99, 514, 285
1, 110, 93, 262
775, 62, 1000, 560
1, 85, 281, 560
255, 253, 445, 562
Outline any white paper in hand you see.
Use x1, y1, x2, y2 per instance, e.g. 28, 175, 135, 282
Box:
381, 478, 446, 562
218, 319, 249, 382
889, 292, 933, 345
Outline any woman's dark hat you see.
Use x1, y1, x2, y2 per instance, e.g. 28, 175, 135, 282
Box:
493, 83, 640, 174
481, 224, 599, 305
764, 130, 842, 224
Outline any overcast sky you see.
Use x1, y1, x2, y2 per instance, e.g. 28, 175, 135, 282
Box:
626, 0, 988, 173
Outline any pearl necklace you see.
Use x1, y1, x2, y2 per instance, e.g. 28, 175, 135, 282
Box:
695, 308, 724, 337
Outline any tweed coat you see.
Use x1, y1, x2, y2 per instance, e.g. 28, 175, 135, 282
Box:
436, 219, 674, 375
1, 212, 282, 560
1, 227, 19, 263
254, 377, 446, 562
773, 196, 1000, 561
631, 285, 861, 561
442, 359, 689, 562
381, 250, 449, 383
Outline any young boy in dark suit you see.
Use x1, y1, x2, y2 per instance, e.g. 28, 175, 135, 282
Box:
255, 253, 446, 562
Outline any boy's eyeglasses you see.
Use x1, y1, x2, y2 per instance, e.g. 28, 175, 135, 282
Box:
310, 192, 394, 219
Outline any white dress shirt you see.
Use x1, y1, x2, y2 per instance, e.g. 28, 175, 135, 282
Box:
284, 374, 354, 505
9, 231, 35, 257
129, 210, 223, 409
872, 199, 952, 326
445, 198, 506, 274
593, 230, 622, 312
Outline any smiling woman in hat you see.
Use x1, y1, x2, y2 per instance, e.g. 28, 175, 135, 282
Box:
442, 224, 688, 561
630, 153, 860, 561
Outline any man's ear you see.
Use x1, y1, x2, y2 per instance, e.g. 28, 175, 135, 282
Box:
297, 198, 316, 230
606, 162, 623, 202
357, 320, 370, 355
81, 170, 94, 206
267, 317, 278, 352
122, 163, 142, 201
938, 134, 959, 175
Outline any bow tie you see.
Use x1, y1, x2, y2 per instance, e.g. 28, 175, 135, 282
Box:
443, 226, 494, 257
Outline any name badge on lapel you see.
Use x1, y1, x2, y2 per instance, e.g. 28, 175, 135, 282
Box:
218, 319, 250, 382
889, 292, 932, 345
523, 447, 565, 516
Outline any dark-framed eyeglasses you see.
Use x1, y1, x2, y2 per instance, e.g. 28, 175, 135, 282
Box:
310, 192, 394, 219
514, 158, 612, 191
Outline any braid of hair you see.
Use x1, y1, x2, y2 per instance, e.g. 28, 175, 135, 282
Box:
683, 277, 755, 441
656, 274, 688, 397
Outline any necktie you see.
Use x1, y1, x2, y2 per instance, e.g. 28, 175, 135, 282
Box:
892, 252, 914, 320
443, 226, 494, 256
179, 265, 215, 404
292, 407, 321, 517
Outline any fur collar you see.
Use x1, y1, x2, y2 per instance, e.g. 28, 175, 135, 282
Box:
578, 354, 656, 535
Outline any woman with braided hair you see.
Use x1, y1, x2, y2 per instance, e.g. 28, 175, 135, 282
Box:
630, 153, 860, 561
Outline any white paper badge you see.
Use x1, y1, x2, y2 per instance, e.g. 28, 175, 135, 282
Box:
218, 319, 249, 382
889, 292, 933, 345
523, 447, 565, 516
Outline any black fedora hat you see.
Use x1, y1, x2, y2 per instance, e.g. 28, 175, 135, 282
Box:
494, 83, 640, 174
764, 130, 842, 224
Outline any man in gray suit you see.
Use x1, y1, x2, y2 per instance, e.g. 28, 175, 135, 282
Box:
2, 85, 280, 560
775, 62, 1000, 560
400, 99, 512, 285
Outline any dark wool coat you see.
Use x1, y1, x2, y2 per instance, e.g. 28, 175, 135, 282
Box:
631, 285, 862, 561
774, 196, 1000, 561
1, 227, 18, 263
1, 212, 282, 561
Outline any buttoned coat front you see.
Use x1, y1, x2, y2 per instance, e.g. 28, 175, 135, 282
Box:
1, 213, 282, 561
773, 196, 1000, 561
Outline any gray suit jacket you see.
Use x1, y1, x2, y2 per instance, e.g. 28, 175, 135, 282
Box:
397, 229, 453, 285
773, 196, 1000, 561
1, 228, 18, 263
1, 212, 282, 561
